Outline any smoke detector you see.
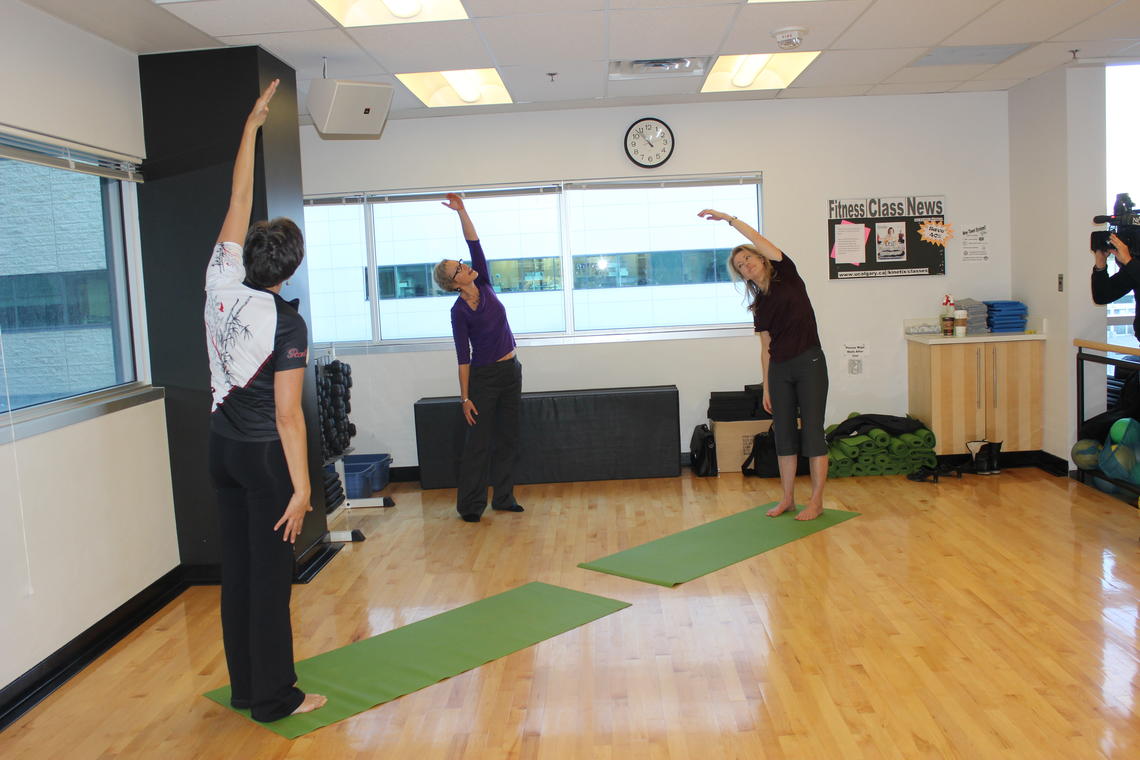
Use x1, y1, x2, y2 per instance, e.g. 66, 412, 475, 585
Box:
772, 27, 807, 51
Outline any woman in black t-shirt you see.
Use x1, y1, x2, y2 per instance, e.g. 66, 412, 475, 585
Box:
204, 80, 326, 722
700, 209, 829, 520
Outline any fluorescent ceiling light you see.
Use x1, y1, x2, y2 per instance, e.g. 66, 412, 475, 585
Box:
382, 0, 421, 18
313, 0, 467, 27
397, 69, 512, 107
702, 52, 819, 92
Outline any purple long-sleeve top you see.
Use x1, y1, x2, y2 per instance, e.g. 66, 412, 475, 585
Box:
450, 239, 517, 367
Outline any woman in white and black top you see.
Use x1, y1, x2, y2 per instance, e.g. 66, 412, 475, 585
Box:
205, 80, 326, 722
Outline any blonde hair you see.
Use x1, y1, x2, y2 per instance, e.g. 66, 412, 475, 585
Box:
433, 259, 458, 293
727, 244, 777, 313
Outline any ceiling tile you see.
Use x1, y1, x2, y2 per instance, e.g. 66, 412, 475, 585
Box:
886, 63, 992, 84
463, 0, 605, 16
161, 0, 336, 37
610, 0, 737, 7
834, 0, 998, 50
1055, 1, 1140, 42
943, 0, 1118, 46
952, 79, 1023, 92
974, 40, 1124, 81
608, 5, 738, 60
866, 82, 957, 95
792, 48, 925, 87
477, 12, 605, 66
499, 61, 608, 103
777, 84, 872, 99
18, 0, 219, 54
221, 29, 385, 80
607, 74, 704, 98
723, 0, 869, 54
349, 20, 492, 72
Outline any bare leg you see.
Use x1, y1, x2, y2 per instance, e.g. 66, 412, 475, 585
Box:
766, 455, 800, 516
796, 454, 828, 521
291, 693, 327, 715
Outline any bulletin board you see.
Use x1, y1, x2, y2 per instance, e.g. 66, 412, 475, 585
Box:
827, 195, 951, 279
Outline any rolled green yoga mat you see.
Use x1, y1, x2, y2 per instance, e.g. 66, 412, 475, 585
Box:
887, 438, 910, 458
882, 462, 902, 476
836, 439, 860, 458
863, 463, 884, 476
578, 504, 859, 587
828, 446, 851, 464
852, 461, 869, 476
867, 428, 890, 448
830, 463, 853, 478
915, 428, 936, 448
203, 582, 629, 739
873, 452, 891, 468
825, 423, 838, 436
845, 434, 877, 454
898, 432, 923, 450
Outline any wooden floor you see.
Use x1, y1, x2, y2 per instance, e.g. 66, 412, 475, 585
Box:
3, 468, 1140, 759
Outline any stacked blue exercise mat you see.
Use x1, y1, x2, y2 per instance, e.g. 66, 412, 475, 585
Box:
983, 300, 1028, 333
825, 415, 937, 478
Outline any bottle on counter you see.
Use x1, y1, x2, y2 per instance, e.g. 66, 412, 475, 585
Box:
940, 294, 955, 336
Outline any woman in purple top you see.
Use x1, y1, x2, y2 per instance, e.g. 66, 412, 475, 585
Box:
700, 208, 829, 521
432, 193, 524, 523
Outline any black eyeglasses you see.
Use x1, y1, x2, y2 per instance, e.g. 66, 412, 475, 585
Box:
450, 260, 465, 282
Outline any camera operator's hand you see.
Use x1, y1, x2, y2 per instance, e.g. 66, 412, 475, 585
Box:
1093, 247, 1109, 270
1111, 233, 1132, 266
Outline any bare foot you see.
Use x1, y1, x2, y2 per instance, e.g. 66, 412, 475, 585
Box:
795, 500, 824, 521
766, 500, 796, 517
291, 693, 327, 715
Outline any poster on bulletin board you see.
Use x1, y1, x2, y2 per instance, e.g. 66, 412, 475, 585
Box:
827, 195, 950, 279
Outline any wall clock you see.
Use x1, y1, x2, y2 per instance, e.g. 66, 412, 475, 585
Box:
624, 117, 674, 168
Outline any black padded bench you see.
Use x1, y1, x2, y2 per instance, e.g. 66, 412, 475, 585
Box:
414, 385, 680, 489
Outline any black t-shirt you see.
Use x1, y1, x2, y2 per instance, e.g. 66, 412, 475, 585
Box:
205, 242, 309, 441
752, 253, 821, 363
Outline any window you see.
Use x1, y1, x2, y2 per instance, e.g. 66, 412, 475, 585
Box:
303, 177, 760, 345
0, 156, 135, 413
1105, 65, 1140, 348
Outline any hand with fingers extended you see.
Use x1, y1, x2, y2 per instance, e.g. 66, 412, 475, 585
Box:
273, 490, 312, 544
442, 192, 466, 212
245, 79, 279, 131
462, 398, 479, 426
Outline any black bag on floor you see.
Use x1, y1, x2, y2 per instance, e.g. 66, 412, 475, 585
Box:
742, 430, 809, 477
742, 431, 780, 477
690, 424, 717, 476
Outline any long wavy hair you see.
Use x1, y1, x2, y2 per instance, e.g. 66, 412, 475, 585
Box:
726, 244, 778, 315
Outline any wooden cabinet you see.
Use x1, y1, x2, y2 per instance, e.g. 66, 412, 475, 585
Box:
907, 337, 1044, 455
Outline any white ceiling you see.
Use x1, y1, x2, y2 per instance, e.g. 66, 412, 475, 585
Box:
21, 0, 1140, 121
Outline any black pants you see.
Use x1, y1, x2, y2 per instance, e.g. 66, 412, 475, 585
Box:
208, 433, 305, 722
767, 345, 829, 458
457, 357, 522, 517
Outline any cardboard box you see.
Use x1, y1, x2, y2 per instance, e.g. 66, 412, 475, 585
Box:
710, 419, 773, 470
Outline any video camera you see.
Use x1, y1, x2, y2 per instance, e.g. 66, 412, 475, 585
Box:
1091, 192, 1140, 252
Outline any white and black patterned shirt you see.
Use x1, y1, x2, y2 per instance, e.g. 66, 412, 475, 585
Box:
205, 241, 308, 441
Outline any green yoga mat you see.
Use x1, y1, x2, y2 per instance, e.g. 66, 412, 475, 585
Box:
204, 582, 629, 738
578, 505, 859, 587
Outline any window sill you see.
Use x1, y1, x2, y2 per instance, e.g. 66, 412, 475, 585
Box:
2, 383, 165, 443
317, 324, 757, 357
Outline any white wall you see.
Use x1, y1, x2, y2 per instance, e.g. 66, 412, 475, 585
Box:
0, 1, 174, 692
301, 93, 1014, 466
0, 0, 145, 158
1009, 66, 1108, 458
0, 401, 179, 688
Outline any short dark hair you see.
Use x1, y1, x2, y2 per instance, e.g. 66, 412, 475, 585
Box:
243, 217, 304, 288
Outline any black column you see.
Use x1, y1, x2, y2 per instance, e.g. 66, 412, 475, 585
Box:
137, 46, 332, 582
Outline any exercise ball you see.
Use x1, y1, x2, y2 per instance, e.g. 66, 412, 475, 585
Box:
1110, 417, 1133, 444
1111, 443, 1136, 474
1071, 439, 1102, 470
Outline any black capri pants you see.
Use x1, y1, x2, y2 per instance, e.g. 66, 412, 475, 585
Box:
208, 432, 305, 722
767, 345, 829, 458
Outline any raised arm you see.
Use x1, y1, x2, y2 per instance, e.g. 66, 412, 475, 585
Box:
698, 209, 783, 261
442, 192, 478, 241
216, 79, 279, 245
